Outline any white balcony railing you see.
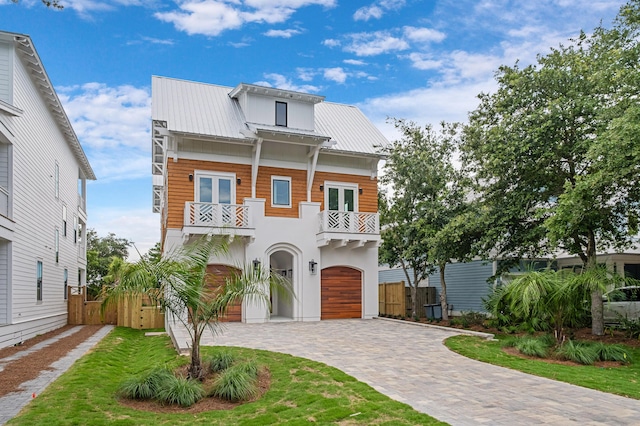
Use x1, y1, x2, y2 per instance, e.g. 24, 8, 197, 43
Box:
184, 202, 249, 228
318, 210, 379, 234
0, 186, 8, 218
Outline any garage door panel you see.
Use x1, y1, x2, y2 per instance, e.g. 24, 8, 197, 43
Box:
321, 266, 362, 320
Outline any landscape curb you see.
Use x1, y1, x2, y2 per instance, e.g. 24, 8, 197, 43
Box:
374, 316, 495, 340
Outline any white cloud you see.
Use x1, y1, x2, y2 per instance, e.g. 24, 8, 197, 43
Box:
57, 83, 151, 181
253, 73, 321, 93
155, 0, 335, 37
323, 67, 347, 84
296, 67, 317, 81
344, 31, 409, 56
353, 5, 383, 21
264, 28, 302, 38
353, 0, 405, 21
90, 206, 159, 261
322, 38, 341, 47
405, 52, 442, 70
403, 26, 446, 43
343, 59, 367, 66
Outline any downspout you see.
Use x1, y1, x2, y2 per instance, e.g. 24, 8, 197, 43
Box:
251, 138, 263, 198
307, 144, 321, 202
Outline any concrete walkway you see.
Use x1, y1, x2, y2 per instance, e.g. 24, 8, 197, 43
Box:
172, 319, 640, 425
0, 325, 114, 425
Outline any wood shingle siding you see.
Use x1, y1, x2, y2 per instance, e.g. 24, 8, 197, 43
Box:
166, 158, 379, 229
321, 266, 362, 319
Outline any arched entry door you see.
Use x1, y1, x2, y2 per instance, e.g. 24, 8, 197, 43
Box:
321, 266, 362, 319
269, 250, 294, 319
206, 264, 242, 322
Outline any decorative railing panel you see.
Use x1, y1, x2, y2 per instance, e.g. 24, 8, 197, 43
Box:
318, 211, 379, 234
185, 202, 249, 228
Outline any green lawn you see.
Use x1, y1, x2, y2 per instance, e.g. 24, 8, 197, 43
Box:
445, 335, 640, 399
9, 327, 446, 425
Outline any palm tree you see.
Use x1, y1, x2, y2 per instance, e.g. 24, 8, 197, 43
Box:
103, 235, 292, 379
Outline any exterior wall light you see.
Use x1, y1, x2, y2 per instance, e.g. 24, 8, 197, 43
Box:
309, 260, 317, 275
253, 258, 261, 271
189, 174, 193, 182
319, 185, 324, 191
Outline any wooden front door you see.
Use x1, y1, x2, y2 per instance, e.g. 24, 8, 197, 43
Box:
206, 264, 242, 322
321, 266, 362, 320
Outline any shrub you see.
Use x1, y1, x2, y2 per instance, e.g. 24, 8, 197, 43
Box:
156, 375, 205, 407
556, 341, 599, 365
211, 364, 258, 402
618, 316, 640, 339
234, 360, 259, 379
118, 368, 174, 400
592, 342, 632, 364
208, 351, 236, 373
515, 337, 549, 358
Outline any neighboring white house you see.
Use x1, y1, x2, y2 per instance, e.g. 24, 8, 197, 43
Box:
151, 76, 385, 330
0, 32, 96, 349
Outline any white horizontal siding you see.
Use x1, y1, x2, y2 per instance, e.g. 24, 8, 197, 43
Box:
6, 46, 82, 325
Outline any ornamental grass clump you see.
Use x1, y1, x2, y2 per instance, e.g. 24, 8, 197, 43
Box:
156, 375, 205, 407
591, 342, 632, 364
118, 368, 174, 400
556, 340, 599, 365
208, 351, 236, 373
515, 337, 550, 358
210, 364, 258, 402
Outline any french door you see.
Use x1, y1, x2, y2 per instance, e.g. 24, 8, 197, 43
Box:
195, 172, 235, 225
325, 183, 357, 231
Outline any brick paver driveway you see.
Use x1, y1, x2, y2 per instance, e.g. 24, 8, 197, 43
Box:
177, 319, 640, 425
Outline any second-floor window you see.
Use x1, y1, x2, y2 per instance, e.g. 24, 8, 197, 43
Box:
272, 176, 291, 208
36, 260, 43, 301
55, 161, 59, 199
55, 228, 59, 264
275, 101, 287, 127
62, 205, 67, 237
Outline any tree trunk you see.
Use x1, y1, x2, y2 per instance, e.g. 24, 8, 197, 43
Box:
586, 231, 604, 336
188, 326, 203, 379
440, 263, 448, 321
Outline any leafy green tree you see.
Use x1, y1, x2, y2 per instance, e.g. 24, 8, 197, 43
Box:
11, 0, 63, 8
142, 242, 162, 265
460, 1, 640, 335
104, 236, 292, 380
86, 229, 131, 297
379, 119, 471, 319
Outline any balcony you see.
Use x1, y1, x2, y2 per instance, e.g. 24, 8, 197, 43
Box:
183, 202, 254, 240
317, 210, 381, 248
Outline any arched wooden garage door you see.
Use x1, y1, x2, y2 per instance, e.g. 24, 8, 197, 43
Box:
321, 266, 362, 320
206, 265, 242, 322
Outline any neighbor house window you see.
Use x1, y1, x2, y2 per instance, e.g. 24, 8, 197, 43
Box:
36, 260, 43, 301
55, 228, 59, 264
62, 205, 67, 237
275, 101, 287, 127
272, 176, 291, 207
54, 161, 59, 199
73, 214, 78, 243
63, 268, 68, 300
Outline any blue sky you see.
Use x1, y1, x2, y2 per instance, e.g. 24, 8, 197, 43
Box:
0, 0, 626, 259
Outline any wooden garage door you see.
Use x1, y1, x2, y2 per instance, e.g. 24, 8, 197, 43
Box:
321, 266, 362, 320
206, 265, 242, 322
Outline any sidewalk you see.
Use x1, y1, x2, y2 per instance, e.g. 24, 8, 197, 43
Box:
0, 325, 113, 425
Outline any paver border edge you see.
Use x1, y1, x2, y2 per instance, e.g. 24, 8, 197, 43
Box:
374, 317, 495, 340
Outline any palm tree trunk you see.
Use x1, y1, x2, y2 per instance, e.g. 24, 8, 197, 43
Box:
189, 326, 203, 379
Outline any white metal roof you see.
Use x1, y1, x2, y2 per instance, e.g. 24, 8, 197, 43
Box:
151, 76, 387, 156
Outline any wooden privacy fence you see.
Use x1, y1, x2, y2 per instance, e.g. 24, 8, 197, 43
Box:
68, 287, 164, 329
379, 282, 437, 318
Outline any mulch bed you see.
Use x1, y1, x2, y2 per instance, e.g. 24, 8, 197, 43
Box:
0, 325, 103, 397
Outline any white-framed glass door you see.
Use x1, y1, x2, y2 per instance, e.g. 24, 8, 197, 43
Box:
195, 171, 235, 225
325, 182, 358, 231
